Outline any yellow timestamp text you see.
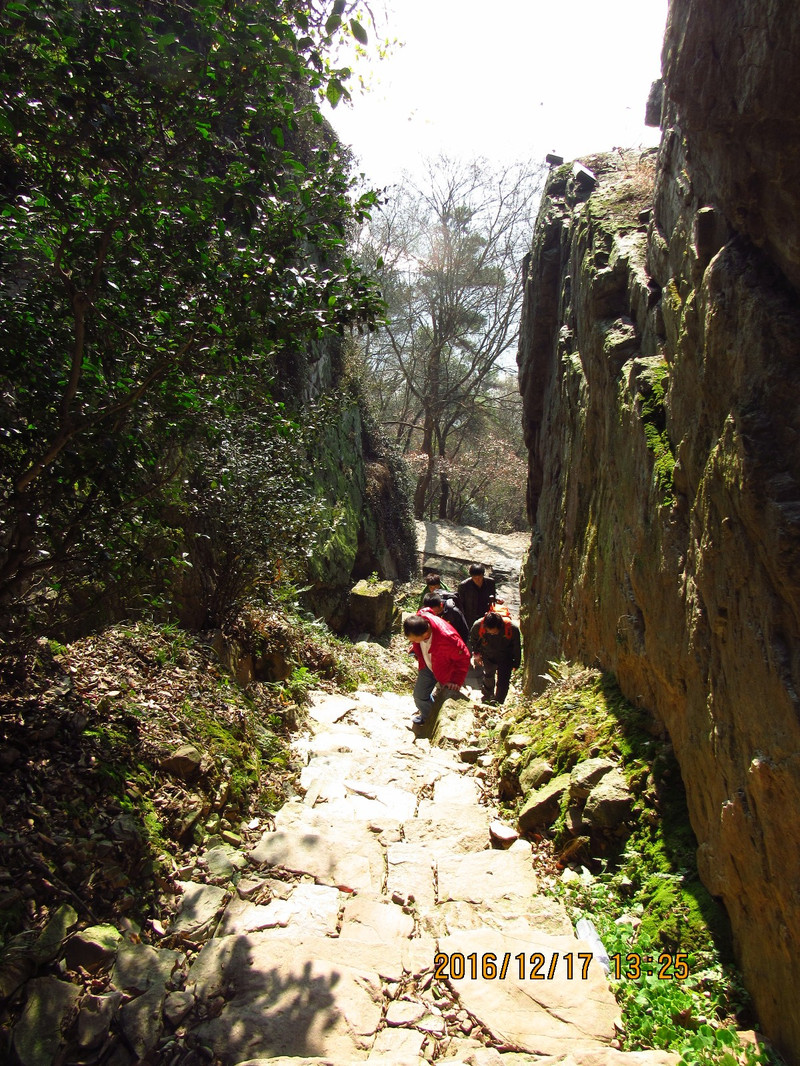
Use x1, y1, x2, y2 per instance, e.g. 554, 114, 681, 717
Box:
609, 952, 691, 980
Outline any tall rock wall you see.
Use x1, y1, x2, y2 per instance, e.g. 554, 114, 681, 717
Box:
280, 338, 417, 629
303, 380, 418, 628
517, 1, 800, 1059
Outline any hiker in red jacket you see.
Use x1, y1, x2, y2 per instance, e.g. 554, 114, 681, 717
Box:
403, 613, 470, 726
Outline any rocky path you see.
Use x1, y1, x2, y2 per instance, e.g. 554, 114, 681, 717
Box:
415, 521, 530, 618
11, 683, 683, 1065
168, 688, 678, 1066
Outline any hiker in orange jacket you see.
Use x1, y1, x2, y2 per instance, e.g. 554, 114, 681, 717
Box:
470, 610, 522, 706
403, 612, 470, 726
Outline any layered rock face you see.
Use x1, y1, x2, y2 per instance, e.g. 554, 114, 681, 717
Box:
517, 1, 800, 1058
275, 336, 417, 628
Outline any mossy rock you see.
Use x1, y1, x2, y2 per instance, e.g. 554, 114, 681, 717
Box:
348, 580, 394, 636
639, 874, 731, 956
350, 579, 394, 598
430, 697, 475, 749
64, 924, 123, 973
518, 773, 571, 833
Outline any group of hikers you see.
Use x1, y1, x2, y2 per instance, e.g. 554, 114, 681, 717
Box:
403, 563, 522, 729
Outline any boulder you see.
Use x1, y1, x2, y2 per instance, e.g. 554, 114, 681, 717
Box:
111, 942, 182, 993
498, 750, 523, 799
64, 924, 123, 974
583, 770, 634, 829
569, 757, 617, 802
119, 986, 166, 1060
163, 990, 195, 1027
204, 843, 247, 880
75, 992, 123, 1052
160, 744, 204, 781
517, 773, 570, 833
12, 977, 81, 1066
505, 733, 532, 751
459, 746, 487, 763
489, 820, 519, 848
33, 904, 79, 964
170, 882, 229, 943
348, 579, 394, 636
385, 999, 428, 1027
519, 758, 555, 793
430, 696, 475, 748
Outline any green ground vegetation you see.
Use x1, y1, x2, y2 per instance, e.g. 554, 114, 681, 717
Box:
495, 664, 780, 1064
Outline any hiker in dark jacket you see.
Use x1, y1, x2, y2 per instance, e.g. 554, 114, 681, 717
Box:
470, 610, 522, 706
457, 563, 497, 630
420, 591, 470, 646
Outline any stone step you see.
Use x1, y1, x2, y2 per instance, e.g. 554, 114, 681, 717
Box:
185, 920, 631, 1064
234, 1052, 679, 1066
180, 687, 680, 1065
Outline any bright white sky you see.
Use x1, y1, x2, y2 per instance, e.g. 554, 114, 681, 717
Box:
324, 0, 668, 189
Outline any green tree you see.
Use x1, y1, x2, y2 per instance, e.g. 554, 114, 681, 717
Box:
0, 0, 383, 616
359, 156, 544, 522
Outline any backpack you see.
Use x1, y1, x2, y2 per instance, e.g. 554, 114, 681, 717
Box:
478, 612, 513, 641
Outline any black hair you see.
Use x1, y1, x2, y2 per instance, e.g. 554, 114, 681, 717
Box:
422, 593, 443, 609
424, 571, 441, 585
469, 562, 485, 576
483, 611, 503, 630
404, 614, 432, 637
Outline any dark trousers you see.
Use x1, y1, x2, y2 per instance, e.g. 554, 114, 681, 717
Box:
412, 666, 437, 720
481, 659, 513, 704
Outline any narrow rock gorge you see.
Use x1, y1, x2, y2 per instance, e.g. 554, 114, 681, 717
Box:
517, 0, 800, 1060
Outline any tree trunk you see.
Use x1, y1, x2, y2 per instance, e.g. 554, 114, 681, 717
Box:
413, 455, 434, 518
413, 412, 435, 518
438, 470, 450, 520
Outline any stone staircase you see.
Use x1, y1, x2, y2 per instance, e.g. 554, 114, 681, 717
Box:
170, 688, 679, 1066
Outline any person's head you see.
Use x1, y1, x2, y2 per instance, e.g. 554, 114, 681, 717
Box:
422, 592, 443, 614
404, 615, 432, 642
483, 611, 504, 633
424, 571, 442, 590
469, 562, 485, 586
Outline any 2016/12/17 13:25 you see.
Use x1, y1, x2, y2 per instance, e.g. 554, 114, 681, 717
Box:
433, 951, 595, 981
609, 952, 690, 980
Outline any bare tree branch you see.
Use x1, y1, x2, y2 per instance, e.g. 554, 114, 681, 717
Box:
359, 154, 544, 524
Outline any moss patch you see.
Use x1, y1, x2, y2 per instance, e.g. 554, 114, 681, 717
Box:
583, 151, 657, 233
639, 360, 676, 502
